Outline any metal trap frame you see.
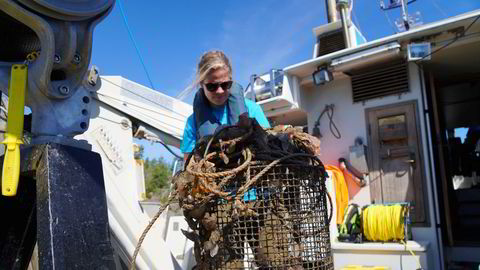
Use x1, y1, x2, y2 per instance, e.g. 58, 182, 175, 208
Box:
202, 162, 334, 270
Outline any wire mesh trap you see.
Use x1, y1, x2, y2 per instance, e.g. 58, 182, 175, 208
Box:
174, 118, 334, 270
199, 162, 333, 270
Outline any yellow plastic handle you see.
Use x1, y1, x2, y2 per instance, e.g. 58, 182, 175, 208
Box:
2, 137, 21, 196
2, 64, 27, 196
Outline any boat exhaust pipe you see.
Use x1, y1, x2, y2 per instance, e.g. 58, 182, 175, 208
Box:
325, 0, 337, 23
337, 0, 352, 48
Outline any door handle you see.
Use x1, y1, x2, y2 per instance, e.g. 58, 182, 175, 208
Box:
403, 152, 416, 169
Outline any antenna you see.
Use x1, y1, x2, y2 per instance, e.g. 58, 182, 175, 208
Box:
395, 11, 423, 32
380, 0, 421, 32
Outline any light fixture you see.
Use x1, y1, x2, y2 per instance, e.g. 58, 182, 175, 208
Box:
312, 66, 333, 86
407, 42, 431, 61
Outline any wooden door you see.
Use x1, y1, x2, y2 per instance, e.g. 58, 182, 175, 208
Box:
367, 101, 426, 224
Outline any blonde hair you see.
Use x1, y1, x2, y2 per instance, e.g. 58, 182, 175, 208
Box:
177, 50, 233, 100
195, 50, 232, 86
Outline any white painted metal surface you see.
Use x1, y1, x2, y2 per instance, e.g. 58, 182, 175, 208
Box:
96, 76, 192, 148
285, 9, 480, 78
333, 241, 431, 270
76, 76, 192, 269
244, 71, 308, 127
293, 63, 440, 269
330, 42, 401, 72
166, 216, 195, 270
245, 71, 302, 117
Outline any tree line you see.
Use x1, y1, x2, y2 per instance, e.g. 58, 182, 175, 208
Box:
136, 145, 174, 202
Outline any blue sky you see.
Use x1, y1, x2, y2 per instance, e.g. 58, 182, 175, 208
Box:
90, 0, 480, 162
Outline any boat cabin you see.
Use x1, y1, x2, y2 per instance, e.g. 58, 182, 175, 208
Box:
248, 9, 480, 270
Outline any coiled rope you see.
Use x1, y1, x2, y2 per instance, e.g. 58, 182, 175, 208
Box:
363, 204, 405, 242
362, 204, 422, 269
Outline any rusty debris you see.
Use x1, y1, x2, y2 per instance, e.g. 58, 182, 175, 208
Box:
172, 115, 333, 269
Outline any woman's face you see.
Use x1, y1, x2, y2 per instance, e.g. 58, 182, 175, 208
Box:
202, 68, 231, 106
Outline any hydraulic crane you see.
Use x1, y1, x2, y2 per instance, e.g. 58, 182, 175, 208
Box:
0, 1, 191, 269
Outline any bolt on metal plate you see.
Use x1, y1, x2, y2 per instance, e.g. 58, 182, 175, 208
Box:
58, 85, 69, 95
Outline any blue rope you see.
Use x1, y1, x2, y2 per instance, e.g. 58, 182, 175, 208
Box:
118, 0, 156, 90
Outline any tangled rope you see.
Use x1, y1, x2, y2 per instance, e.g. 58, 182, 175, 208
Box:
187, 149, 252, 180
129, 118, 332, 269
187, 147, 333, 224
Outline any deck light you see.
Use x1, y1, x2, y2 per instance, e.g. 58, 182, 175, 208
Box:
312, 66, 333, 86
407, 42, 431, 61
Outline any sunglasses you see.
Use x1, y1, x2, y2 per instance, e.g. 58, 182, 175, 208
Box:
204, 80, 233, 92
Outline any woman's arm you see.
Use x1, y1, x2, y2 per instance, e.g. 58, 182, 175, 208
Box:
180, 115, 196, 164
245, 99, 271, 128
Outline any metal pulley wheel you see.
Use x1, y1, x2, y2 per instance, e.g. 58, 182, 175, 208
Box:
16, 0, 114, 20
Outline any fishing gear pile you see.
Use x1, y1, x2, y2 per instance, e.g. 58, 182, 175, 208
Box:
173, 115, 334, 270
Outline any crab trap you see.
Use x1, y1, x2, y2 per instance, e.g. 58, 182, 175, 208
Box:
176, 119, 334, 269
191, 161, 334, 270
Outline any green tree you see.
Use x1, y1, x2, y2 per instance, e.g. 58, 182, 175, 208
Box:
144, 157, 172, 201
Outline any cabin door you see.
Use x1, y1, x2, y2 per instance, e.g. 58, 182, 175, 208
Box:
366, 101, 426, 224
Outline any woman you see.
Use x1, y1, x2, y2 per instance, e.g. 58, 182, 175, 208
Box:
180, 50, 270, 161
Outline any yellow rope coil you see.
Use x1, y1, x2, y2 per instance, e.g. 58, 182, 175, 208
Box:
362, 204, 423, 269
363, 204, 406, 242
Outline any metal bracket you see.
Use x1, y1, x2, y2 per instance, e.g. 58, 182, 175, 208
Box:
0, 0, 113, 137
